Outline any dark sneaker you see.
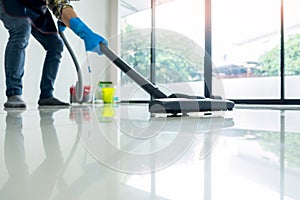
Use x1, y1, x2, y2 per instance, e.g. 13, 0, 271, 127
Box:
4, 95, 26, 108
38, 97, 70, 106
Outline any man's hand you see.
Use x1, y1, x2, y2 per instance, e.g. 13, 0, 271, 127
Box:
69, 17, 108, 55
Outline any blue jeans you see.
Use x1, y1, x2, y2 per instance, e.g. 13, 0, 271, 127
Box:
0, 2, 64, 99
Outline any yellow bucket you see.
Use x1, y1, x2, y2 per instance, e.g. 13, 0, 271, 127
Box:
102, 87, 115, 103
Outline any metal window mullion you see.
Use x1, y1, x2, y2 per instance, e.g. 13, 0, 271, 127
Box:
151, 0, 156, 88
204, 0, 212, 98
280, 0, 285, 102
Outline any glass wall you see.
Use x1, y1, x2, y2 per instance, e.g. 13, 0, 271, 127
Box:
119, 0, 300, 103
120, 0, 152, 101
284, 0, 300, 99
120, 0, 205, 101
155, 0, 205, 97
212, 0, 281, 99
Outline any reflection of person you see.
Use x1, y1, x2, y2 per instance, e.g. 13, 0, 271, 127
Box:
0, 0, 108, 108
0, 110, 30, 200
53, 106, 101, 200
0, 109, 63, 200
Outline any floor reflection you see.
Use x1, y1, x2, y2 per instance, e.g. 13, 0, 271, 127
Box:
0, 105, 299, 200
1, 108, 63, 200
73, 105, 234, 174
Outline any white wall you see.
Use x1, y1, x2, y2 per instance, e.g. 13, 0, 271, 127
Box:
0, 0, 118, 105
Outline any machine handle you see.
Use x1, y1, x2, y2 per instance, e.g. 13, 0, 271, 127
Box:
100, 43, 167, 99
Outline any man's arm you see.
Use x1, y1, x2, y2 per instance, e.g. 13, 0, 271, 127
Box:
49, 2, 107, 54
60, 7, 77, 27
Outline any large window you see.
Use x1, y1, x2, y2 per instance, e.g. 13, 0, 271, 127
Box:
284, 0, 300, 99
119, 0, 300, 104
120, 0, 205, 101
155, 0, 205, 97
212, 0, 281, 99
120, 0, 152, 101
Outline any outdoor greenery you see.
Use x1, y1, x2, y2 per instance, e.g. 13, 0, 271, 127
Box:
258, 131, 300, 169
259, 33, 300, 76
121, 19, 300, 81
120, 20, 204, 84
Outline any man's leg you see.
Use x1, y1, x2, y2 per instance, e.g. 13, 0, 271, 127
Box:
0, 2, 30, 108
31, 27, 69, 106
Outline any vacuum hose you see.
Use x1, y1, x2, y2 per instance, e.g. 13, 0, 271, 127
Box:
58, 28, 84, 103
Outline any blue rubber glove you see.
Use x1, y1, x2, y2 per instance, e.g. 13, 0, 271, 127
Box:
57, 21, 66, 32
69, 17, 108, 55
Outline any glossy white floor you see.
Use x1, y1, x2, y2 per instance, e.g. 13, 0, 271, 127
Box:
0, 103, 299, 200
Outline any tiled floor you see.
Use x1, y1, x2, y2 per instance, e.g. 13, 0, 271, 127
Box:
0, 103, 299, 200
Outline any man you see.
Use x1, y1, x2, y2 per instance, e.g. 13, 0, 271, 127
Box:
0, 0, 107, 108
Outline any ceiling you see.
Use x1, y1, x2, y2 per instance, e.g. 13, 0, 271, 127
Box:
120, 0, 174, 17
